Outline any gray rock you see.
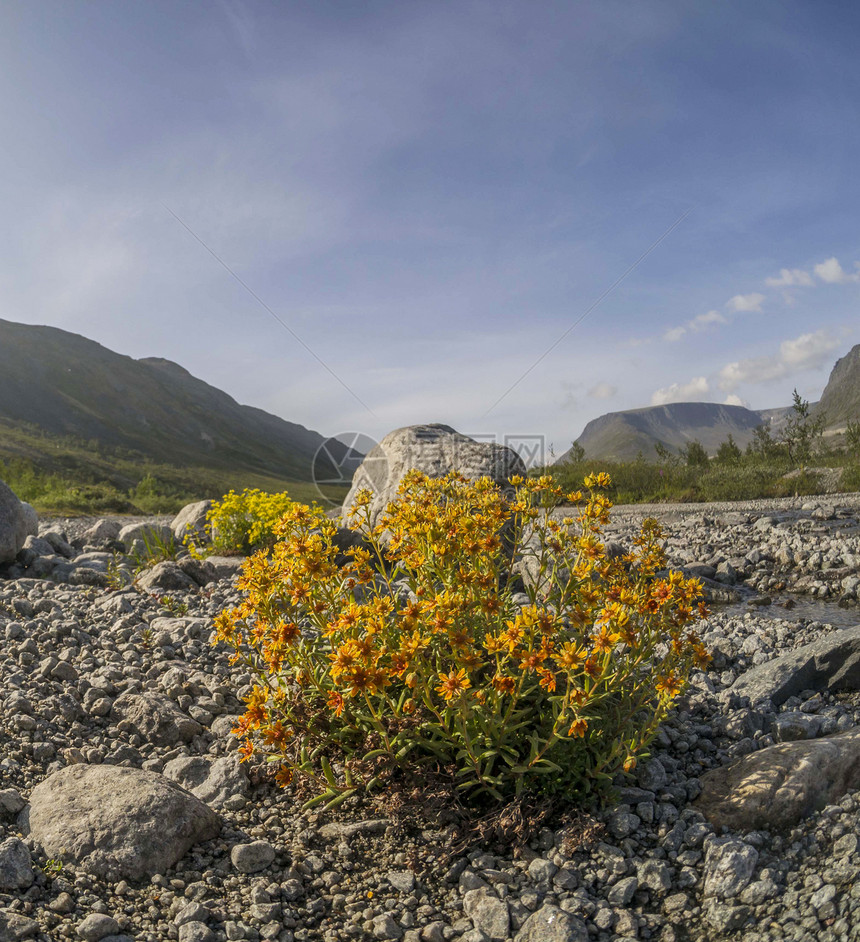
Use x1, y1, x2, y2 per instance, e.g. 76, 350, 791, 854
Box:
77, 913, 120, 941
177, 923, 215, 942
174, 902, 210, 927
203, 556, 246, 579
515, 904, 588, 941
342, 424, 526, 528
771, 711, 821, 742
26, 764, 220, 882
162, 755, 249, 808
230, 840, 275, 873
118, 522, 173, 547
0, 480, 29, 564
371, 913, 402, 940
703, 838, 758, 899
82, 519, 122, 544
387, 870, 416, 893
22, 535, 55, 557
464, 889, 509, 941
317, 819, 391, 841
731, 624, 860, 706
0, 789, 26, 816
111, 692, 202, 746
136, 561, 197, 592
696, 727, 860, 831
171, 500, 213, 543
19, 501, 38, 537
0, 837, 33, 890
40, 529, 75, 557
636, 859, 673, 894
176, 556, 217, 586
704, 901, 752, 933
0, 911, 39, 940
607, 876, 638, 907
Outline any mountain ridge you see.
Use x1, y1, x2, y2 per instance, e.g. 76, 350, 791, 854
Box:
563, 343, 859, 461
0, 318, 344, 485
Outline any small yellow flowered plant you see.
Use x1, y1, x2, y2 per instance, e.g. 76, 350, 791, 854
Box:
215, 471, 709, 808
193, 488, 300, 556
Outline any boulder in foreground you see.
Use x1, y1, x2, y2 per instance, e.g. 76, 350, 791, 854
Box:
26, 764, 220, 882
731, 624, 860, 706
695, 727, 860, 832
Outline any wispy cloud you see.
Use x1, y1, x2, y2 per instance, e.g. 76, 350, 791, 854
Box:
765, 268, 814, 288
651, 376, 709, 406
718, 329, 839, 392
726, 292, 765, 313
588, 382, 617, 399
663, 309, 727, 342
814, 257, 860, 284
723, 393, 747, 407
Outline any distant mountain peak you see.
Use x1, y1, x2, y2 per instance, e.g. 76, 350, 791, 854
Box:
566, 342, 858, 461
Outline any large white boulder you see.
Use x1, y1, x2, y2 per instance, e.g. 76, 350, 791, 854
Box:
342, 424, 526, 528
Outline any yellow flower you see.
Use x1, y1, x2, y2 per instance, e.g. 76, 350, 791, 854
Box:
553, 642, 585, 671
435, 668, 471, 701
655, 672, 682, 698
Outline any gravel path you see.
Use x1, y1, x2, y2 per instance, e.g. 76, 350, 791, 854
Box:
1, 496, 860, 941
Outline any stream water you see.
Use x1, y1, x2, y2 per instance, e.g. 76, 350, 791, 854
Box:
717, 595, 860, 629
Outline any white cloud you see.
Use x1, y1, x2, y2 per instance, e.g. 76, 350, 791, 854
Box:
691, 310, 727, 329
663, 309, 727, 342
717, 329, 839, 392
723, 393, 747, 407
726, 292, 765, 313
588, 382, 617, 399
651, 376, 709, 406
663, 326, 687, 342
764, 268, 814, 288
814, 256, 860, 284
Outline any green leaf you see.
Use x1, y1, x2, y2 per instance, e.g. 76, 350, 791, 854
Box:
361, 748, 391, 761
324, 788, 357, 810
321, 756, 337, 788
302, 789, 338, 810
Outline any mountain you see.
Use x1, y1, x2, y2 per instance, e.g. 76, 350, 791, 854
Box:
0, 318, 345, 486
562, 402, 772, 462
814, 343, 860, 429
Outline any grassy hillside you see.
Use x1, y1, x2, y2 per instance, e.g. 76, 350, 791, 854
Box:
0, 319, 354, 513
0, 318, 345, 482
0, 420, 341, 514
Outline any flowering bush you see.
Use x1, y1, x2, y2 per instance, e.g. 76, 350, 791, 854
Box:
215, 471, 709, 808
195, 488, 300, 556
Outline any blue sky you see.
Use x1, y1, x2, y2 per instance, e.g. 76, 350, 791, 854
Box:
1, 1, 858, 461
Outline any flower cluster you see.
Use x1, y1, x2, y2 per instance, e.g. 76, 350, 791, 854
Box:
215, 471, 709, 807
193, 488, 300, 556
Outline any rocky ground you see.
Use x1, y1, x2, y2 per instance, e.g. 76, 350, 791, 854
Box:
2, 494, 860, 942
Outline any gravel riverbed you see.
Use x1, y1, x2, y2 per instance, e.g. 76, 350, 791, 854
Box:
2, 494, 860, 942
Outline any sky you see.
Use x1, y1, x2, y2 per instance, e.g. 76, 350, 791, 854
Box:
1, 1, 859, 464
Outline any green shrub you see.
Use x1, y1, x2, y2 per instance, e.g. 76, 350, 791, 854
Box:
215, 471, 709, 809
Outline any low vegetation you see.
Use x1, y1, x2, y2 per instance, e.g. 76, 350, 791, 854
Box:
550, 391, 860, 503
216, 471, 708, 809
0, 421, 336, 515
